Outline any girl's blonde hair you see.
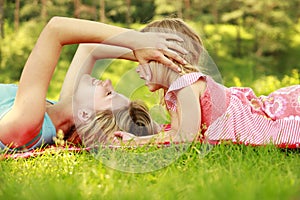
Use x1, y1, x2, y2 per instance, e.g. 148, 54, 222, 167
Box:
67, 100, 157, 146
139, 18, 206, 107
141, 18, 203, 72
143, 18, 223, 84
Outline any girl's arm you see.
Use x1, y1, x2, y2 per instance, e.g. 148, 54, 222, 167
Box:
172, 83, 201, 142
0, 17, 186, 147
115, 82, 202, 145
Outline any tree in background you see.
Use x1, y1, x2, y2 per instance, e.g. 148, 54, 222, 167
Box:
0, 0, 299, 85
0, 0, 4, 38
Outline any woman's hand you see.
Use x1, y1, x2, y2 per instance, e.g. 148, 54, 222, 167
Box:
128, 31, 188, 72
117, 31, 187, 72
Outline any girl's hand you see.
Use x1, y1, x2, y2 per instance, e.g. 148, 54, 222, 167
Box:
131, 32, 188, 72
113, 131, 137, 144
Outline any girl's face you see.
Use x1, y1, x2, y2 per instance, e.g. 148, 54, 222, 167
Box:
75, 74, 129, 112
136, 64, 163, 92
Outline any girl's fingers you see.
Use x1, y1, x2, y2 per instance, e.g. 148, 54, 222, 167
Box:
141, 63, 152, 81
114, 131, 123, 138
112, 137, 121, 145
136, 64, 151, 81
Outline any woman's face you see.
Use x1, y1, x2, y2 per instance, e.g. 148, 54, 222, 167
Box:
75, 74, 130, 112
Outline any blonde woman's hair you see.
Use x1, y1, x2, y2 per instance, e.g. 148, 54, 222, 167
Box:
141, 18, 203, 72
68, 100, 157, 146
115, 100, 159, 137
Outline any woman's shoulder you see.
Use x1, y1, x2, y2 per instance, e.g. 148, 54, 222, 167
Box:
0, 84, 18, 113
0, 84, 18, 97
0, 83, 18, 92
0, 112, 56, 152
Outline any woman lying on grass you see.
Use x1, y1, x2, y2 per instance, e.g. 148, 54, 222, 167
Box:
60, 43, 163, 147
114, 18, 300, 148
0, 16, 187, 152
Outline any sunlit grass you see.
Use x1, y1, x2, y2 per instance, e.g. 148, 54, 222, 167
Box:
1, 144, 300, 200
12, 21, 300, 200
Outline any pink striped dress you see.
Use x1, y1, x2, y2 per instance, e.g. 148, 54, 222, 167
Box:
164, 72, 300, 148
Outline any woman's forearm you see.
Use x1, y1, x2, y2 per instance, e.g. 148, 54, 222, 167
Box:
60, 43, 137, 100
89, 44, 136, 61
12, 17, 140, 145
49, 17, 131, 46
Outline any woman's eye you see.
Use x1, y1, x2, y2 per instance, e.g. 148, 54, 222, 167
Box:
106, 91, 112, 96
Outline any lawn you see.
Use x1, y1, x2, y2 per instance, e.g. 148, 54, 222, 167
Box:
1, 16, 300, 200
1, 41, 299, 200
1, 59, 299, 200
1, 143, 299, 200
1, 58, 298, 200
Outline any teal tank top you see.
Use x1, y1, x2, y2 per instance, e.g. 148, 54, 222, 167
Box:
0, 84, 56, 152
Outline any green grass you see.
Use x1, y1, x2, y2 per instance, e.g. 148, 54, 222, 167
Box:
5, 53, 300, 200
1, 144, 299, 200
3, 21, 299, 199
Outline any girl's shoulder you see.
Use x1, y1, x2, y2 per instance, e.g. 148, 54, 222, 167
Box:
167, 72, 208, 93
165, 72, 210, 111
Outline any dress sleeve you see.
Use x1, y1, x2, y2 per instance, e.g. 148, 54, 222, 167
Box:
165, 72, 207, 111
164, 72, 230, 125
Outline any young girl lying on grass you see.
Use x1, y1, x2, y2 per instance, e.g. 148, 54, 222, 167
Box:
114, 18, 300, 148
0, 16, 187, 152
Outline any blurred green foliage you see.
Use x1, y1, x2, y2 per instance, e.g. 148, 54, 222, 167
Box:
0, 0, 299, 102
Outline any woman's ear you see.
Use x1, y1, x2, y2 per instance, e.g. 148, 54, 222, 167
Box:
78, 109, 92, 122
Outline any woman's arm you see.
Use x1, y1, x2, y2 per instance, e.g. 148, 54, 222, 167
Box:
59, 44, 135, 100
59, 30, 189, 100
0, 16, 186, 147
